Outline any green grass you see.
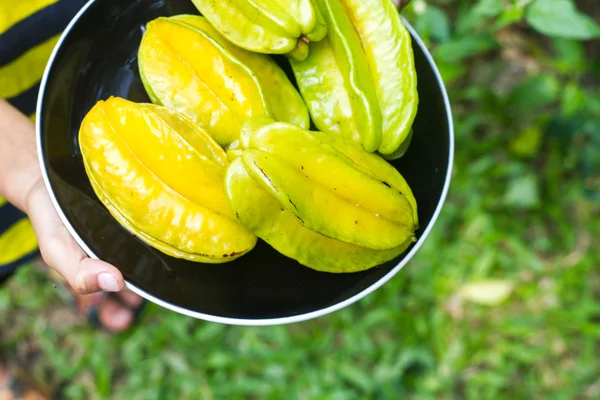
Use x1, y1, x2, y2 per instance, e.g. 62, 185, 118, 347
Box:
1, 0, 599, 398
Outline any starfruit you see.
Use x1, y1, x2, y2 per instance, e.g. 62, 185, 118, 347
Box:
78, 96, 257, 263
188, 0, 327, 60
138, 15, 309, 148
225, 117, 418, 272
290, 0, 418, 157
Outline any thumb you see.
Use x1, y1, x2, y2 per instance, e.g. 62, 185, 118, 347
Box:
26, 185, 125, 294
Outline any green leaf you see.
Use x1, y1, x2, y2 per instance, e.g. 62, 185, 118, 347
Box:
95, 360, 112, 397
163, 351, 190, 373
581, 130, 600, 202
507, 74, 560, 111
561, 82, 585, 117
434, 35, 498, 63
552, 38, 585, 73
494, 4, 525, 29
503, 174, 540, 209
509, 126, 543, 158
193, 322, 224, 341
526, 0, 600, 40
546, 113, 586, 143
472, 0, 504, 18
455, 0, 503, 35
205, 351, 234, 369
338, 363, 373, 393
413, 5, 451, 42
436, 62, 466, 84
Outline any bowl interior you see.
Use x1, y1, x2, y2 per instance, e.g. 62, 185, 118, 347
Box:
38, 0, 452, 323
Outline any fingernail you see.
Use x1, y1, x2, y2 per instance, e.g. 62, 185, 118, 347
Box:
98, 272, 120, 292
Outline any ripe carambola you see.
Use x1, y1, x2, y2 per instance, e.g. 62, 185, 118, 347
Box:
138, 15, 309, 148
188, 0, 327, 60
225, 117, 418, 273
78, 97, 257, 262
290, 0, 418, 157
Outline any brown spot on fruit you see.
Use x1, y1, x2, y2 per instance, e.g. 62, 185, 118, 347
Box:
255, 162, 278, 192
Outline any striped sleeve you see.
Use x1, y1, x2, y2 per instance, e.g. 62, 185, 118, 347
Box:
0, 0, 88, 114
0, 0, 88, 273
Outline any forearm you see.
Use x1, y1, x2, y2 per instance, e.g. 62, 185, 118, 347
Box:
0, 98, 43, 213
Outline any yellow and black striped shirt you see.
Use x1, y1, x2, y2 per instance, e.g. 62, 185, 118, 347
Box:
0, 0, 87, 276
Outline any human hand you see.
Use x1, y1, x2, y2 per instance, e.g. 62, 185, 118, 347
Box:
0, 97, 126, 295
25, 180, 143, 332
24, 179, 126, 294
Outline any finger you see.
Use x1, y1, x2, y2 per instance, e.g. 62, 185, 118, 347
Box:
97, 297, 134, 332
75, 258, 125, 294
27, 188, 125, 294
39, 231, 125, 294
117, 290, 144, 308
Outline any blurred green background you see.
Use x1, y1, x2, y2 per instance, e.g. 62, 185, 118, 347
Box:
1, 0, 599, 398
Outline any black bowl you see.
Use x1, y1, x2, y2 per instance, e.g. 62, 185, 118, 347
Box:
36, 0, 454, 325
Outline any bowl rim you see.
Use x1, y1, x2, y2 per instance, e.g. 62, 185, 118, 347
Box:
36, 0, 455, 327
